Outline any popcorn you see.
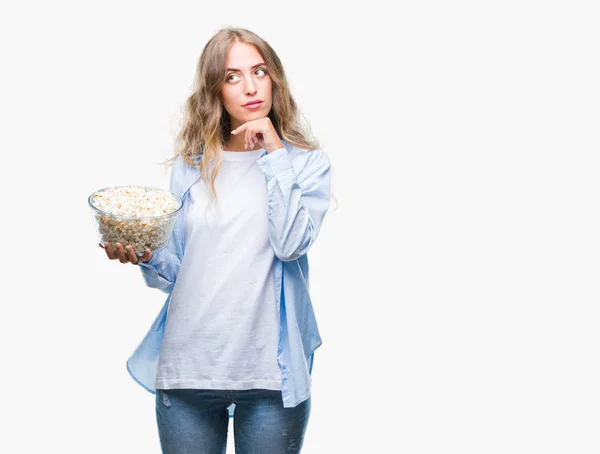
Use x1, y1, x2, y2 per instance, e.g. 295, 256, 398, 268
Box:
89, 186, 181, 254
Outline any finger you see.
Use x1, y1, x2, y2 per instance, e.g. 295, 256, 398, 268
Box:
104, 242, 117, 260
248, 129, 257, 150
139, 249, 152, 263
115, 243, 129, 263
257, 134, 265, 148
231, 123, 247, 136
245, 128, 251, 149
125, 245, 138, 264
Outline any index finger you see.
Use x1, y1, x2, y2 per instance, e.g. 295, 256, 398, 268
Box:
230, 123, 248, 135
103, 242, 117, 260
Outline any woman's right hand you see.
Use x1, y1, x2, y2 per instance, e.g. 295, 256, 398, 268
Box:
100, 242, 152, 264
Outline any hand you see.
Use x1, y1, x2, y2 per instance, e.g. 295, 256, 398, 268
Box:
100, 242, 152, 264
230, 117, 284, 153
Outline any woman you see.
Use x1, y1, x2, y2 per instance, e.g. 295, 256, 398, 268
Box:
101, 27, 331, 453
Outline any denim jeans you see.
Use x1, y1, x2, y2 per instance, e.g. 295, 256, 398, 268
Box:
155, 388, 311, 454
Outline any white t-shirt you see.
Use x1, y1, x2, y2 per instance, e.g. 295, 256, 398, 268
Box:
155, 147, 281, 390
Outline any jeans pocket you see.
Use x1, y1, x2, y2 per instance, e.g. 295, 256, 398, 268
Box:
156, 389, 172, 408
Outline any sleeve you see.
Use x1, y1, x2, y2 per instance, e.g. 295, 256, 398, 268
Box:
256, 147, 331, 262
136, 158, 184, 293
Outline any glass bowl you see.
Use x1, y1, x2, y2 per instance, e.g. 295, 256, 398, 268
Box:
88, 185, 183, 256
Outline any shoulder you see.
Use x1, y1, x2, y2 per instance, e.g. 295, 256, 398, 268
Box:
168, 155, 186, 182
168, 154, 200, 195
171, 154, 201, 175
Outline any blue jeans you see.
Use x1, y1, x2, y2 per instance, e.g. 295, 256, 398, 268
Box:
155, 388, 311, 453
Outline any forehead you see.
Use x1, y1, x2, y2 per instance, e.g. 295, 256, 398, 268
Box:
226, 41, 263, 66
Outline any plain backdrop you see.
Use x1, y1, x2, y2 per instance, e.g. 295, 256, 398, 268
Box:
1, 0, 599, 453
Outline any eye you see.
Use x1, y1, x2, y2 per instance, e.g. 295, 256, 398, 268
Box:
255, 68, 267, 76
227, 73, 241, 82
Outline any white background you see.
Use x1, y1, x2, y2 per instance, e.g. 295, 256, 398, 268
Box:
1, 0, 599, 453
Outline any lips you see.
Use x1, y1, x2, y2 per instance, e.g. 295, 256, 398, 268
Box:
243, 100, 263, 107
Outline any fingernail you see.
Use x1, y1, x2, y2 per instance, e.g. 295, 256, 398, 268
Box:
231, 130, 236, 135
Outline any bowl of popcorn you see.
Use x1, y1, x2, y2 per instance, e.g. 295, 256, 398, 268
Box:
88, 185, 183, 256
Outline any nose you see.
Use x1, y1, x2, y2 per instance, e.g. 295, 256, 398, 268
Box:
244, 77, 257, 96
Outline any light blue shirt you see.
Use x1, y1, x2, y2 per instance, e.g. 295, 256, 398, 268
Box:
127, 140, 331, 417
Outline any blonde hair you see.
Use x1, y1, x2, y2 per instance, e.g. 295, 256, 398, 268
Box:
167, 27, 321, 203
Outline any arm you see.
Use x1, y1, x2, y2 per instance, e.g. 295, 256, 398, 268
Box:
137, 236, 180, 294
137, 158, 185, 293
257, 147, 331, 262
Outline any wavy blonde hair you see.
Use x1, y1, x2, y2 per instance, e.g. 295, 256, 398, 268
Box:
167, 27, 322, 203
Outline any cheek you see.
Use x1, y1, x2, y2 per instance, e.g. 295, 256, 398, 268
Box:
263, 80, 273, 103
221, 88, 233, 106
222, 84, 242, 105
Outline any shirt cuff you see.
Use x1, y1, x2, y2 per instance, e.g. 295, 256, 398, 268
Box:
256, 147, 292, 180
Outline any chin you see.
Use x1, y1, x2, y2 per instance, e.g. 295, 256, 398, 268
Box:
241, 110, 263, 120
232, 106, 269, 125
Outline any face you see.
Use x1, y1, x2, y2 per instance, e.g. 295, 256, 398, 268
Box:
221, 41, 273, 130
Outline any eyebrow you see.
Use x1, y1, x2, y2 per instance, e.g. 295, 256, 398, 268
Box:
226, 63, 266, 72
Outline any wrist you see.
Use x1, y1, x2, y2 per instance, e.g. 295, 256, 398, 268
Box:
266, 138, 285, 154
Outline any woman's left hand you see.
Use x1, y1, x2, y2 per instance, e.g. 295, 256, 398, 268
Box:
231, 117, 284, 153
